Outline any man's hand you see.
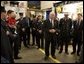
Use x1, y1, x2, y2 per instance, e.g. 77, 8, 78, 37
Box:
13, 34, 17, 37
14, 26, 17, 29
33, 28, 35, 30
6, 31, 10, 35
22, 28, 25, 32
49, 29, 56, 33
39, 30, 42, 33
49, 29, 52, 33
52, 29, 56, 33
56, 33, 58, 35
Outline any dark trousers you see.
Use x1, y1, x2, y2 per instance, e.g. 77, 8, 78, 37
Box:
26, 28, 30, 45
56, 35, 60, 49
19, 33, 22, 49
19, 32, 27, 48
19, 28, 30, 47
9, 34, 19, 57
32, 30, 36, 45
59, 34, 70, 53
36, 32, 44, 48
45, 36, 56, 56
59, 41, 68, 53
72, 37, 82, 54
14, 35, 19, 57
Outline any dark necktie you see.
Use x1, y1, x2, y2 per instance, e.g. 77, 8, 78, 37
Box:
27, 18, 30, 27
77, 20, 80, 26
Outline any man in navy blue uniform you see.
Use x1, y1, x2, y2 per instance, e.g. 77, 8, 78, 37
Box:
36, 15, 44, 49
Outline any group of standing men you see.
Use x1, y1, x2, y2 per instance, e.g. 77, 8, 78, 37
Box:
1, 6, 83, 63
43, 12, 83, 60
18, 12, 83, 60
17, 11, 83, 61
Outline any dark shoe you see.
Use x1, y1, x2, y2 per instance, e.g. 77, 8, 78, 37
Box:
65, 52, 69, 55
71, 52, 75, 54
52, 55, 56, 59
57, 47, 59, 50
25, 46, 29, 48
35, 44, 37, 46
14, 56, 22, 59
37, 47, 40, 49
19, 47, 21, 50
77, 53, 80, 56
41, 47, 44, 49
59, 51, 62, 54
31, 44, 35, 46
44, 56, 49, 60
27, 44, 31, 46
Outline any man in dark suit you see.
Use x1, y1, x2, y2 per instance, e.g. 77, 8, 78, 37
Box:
17, 13, 27, 49
71, 13, 83, 56
18, 15, 31, 48
36, 15, 44, 49
44, 12, 59, 60
23, 15, 32, 46
17, 13, 30, 48
55, 17, 60, 50
59, 13, 72, 54
1, 6, 14, 63
31, 15, 37, 46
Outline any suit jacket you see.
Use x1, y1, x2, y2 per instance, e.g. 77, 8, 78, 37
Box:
1, 19, 14, 63
17, 18, 25, 34
43, 19, 59, 40
59, 18, 72, 37
72, 20, 83, 40
18, 17, 31, 29
36, 20, 44, 30
31, 19, 37, 30
17, 17, 32, 33
23, 17, 32, 28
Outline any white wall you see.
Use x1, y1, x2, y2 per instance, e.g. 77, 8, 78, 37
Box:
41, 1, 83, 20
3, 1, 28, 19
62, 2, 83, 20
41, 1, 62, 20
41, 1, 62, 10
18, 1, 27, 8
41, 1, 55, 10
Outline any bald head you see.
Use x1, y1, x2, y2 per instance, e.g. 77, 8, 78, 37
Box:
49, 12, 55, 20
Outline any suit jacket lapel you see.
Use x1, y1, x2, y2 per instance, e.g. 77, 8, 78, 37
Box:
49, 19, 52, 28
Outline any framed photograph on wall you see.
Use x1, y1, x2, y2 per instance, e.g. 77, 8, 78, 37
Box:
56, 6, 63, 13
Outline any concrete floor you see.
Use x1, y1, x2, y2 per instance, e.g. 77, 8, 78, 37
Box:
14, 34, 79, 63
14, 45, 54, 63
14, 43, 79, 63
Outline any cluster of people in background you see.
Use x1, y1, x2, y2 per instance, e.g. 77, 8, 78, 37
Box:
1, 6, 83, 63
